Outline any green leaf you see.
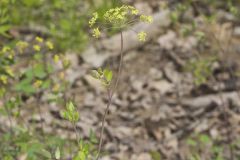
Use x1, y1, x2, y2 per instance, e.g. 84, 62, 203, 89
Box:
14, 78, 36, 94
55, 147, 61, 159
199, 134, 210, 144
33, 64, 47, 79
73, 150, 87, 160
89, 130, 98, 144
62, 101, 79, 122
91, 70, 100, 79
41, 80, 51, 89
104, 69, 113, 83
150, 151, 161, 160
187, 138, 197, 146
36, 149, 52, 159
33, 53, 43, 61
67, 101, 75, 112
0, 25, 11, 37
60, 19, 71, 31
22, 0, 41, 7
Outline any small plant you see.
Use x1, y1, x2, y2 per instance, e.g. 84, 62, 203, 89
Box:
185, 57, 216, 86
186, 134, 224, 160
61, 101, 98, 160
0, 0, 15, 37
0, 37, 71, 159
89, 4, 153, 159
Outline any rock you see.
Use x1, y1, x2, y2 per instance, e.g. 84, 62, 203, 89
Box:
195, 119, 209, 133
234, 26, 240, 37
134, 2, 153, 15
182, 7, 194, 22
167, 138, 178, 152
176, 36, 198, 52
217, 10, 236, 21
123, 50, 137, 61
158, 30, 176, 50
149, 67, 163, 80
111, 126, 133, 139
131, 79, 145, 92
65, 68, 82, 84
131, 153, 152, 160
81, 46, 109, 67
83, 92, 102, 108
104, 142, 118, 152
99, 156, 111, 160
83, 75, 105, 92
149, 80, 174, 94
210, 128, 219, 139
65, 52, 79, 68
164, 62, 181, 83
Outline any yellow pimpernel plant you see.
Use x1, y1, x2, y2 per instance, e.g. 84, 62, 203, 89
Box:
89, 5, 153, 42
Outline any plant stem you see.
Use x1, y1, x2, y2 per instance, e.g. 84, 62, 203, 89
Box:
36, 93, 45, 138
73, 122, 80, 146
4, 103, 13, 134
96, 31, 124, 160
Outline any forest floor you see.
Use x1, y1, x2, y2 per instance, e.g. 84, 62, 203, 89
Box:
1, 1, 240, 160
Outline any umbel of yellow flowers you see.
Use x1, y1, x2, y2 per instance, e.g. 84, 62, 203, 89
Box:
89, 5, 153, 42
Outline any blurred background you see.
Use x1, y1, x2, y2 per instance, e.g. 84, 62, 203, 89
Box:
1, 0, 240, 159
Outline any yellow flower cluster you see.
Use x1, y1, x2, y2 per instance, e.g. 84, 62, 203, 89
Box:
33, 80, 43, 88
0, 75, 7, 84
0, 46, 16, 85
33, 36, 54, 51
46, 41, 54, 50
103, 5, 138, 23
93, 28, 101, 38
5, 67, 14, 77
16, 41, 29, 54
33, 45, 41, 52
89, 5, 153, 41
89, 12, 98, 27
137, 31, 147, 42
140, 15, 153, 23
54, 54, 60, 63
36, 36, 43, 43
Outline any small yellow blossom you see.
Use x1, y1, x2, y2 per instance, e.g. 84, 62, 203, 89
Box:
33, 45, 41, 52
8, 53, 13, 60
16, 41, 29, 54
46, 41, 54, 50
140, 15, 153, 23
104, 5, 129, 23
59, 72, 65, 80
33, 80, 42, 88
0, 75, 8, 84
35, 36, 43, 43
52, 83, 60, 92
5, 67, 14, 77
92, 28, 101, 38
128, 6, 139, 15
89, 12, 98, 27
2, 46, 11, 53
54, 55, 60, 63
62, 58, 70, 68
137, 31, 147, 42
